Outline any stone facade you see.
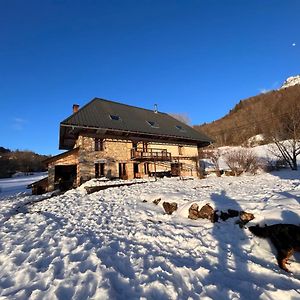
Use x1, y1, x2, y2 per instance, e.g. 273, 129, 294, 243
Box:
77, 136, 133, 182
47, 134, 201, 191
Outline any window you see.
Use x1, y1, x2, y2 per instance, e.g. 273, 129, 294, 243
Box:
134, 163, 139, 174
144, 163, 149, 174
110, 114, 121, 121
178, 145, 183, 155
95, 138, 104, 151
175, 125, 186, 132
119, 163, 127, 178
132, 142, 138, 150
147, 121, 159, 128
95, 163, 105, 178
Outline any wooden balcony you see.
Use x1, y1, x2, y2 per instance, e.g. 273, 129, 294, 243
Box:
131, 148, 172, 161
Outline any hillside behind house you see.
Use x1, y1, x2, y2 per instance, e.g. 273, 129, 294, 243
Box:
0, 147, 49, 178
194, 78, 300, 146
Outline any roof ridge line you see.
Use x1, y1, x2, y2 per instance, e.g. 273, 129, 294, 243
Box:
93, 97, 167, 115
61, 97, 167, 125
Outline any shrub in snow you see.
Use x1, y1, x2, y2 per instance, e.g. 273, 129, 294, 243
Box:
202, 148, 222, 176
261, 157, 288, 172
223, 148, 259, 175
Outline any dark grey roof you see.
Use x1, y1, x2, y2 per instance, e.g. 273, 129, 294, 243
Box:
59, 98, 212, 149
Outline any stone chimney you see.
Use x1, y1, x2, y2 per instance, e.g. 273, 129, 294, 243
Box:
73, 104, 79, 113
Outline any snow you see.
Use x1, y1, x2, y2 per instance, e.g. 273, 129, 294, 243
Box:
0, 172, 47, 199
246, 134, 265, 147
80, 177, 148, 189
1, 169, 300, 299
204, 143, 283, 172
280, 75, 300, 89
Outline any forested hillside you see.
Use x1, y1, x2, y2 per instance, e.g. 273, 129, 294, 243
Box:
194, 84, 300, 146
0, 147, 49, 178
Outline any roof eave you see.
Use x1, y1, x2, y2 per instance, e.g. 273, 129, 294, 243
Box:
59, 123, 212, 149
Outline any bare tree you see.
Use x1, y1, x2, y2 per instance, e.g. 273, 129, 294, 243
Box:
169, 113, 191, 125
205, 148, 221, 176
264, 98, 300, 170
223, 148, 259, 176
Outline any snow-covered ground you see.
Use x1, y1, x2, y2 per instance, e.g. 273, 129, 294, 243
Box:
0, 169, 300, 299
0, 172, 47, 199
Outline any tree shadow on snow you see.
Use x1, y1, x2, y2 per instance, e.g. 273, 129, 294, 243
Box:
267, 169, 300, 181
203, 190, 299, 300
276, 191, 300, 205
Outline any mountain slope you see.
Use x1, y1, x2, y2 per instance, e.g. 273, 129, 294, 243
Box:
194, 82, 300, 146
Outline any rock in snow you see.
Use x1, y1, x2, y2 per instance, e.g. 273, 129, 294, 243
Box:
238, 211, 255, 227
188, 203, 200, 220
153, 197, 161, 205
162, 201, 178, 215
220, 209, 240, 221
188, 203, 217, 222
198, 203, 216, 222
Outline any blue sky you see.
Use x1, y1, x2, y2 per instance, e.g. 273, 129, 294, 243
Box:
0, 0, 299, 155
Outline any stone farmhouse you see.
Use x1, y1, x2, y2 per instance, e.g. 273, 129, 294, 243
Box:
42, 98, 212, 192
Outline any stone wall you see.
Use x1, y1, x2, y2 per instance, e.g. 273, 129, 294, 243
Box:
78, 136, 134, 181
77, 136, 201, 181
48, 135, 202, 190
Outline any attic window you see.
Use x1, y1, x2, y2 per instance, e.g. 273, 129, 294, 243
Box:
175, 125, 186, 132
147, 121, 159, 128
110, 115, 121, 121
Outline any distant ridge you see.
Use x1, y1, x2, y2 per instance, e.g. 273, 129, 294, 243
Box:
0, 147, 49, 178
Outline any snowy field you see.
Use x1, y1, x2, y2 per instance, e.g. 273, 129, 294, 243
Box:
0, 172, 47, 199
0, 170, 300, 299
